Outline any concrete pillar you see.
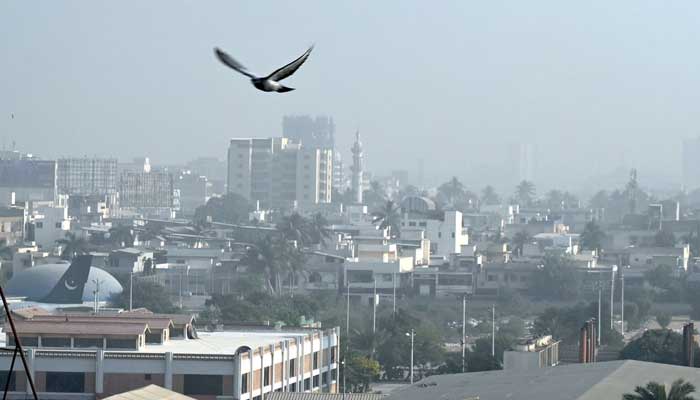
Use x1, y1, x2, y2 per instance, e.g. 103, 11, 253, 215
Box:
300, 338, 305, 391
248, 350, 253, 398
95, 350, 104, 395
233, 354, 241, 400
269, 344, 275, 394
164, 352, 173, 389
282, 341, 288, 392
258, 347, 264, 399
26, 348, 35, 396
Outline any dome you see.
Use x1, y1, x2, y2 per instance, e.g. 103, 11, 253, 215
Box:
6, 264, 123, 302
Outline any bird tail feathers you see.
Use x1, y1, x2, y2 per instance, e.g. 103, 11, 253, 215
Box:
278, 86, 295, 93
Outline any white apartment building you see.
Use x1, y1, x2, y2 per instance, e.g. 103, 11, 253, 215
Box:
227, 138, 332, 211
29, 202, 71, 250
401, 210, 469, 258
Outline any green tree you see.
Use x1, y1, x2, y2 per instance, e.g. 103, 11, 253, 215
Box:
112, 280, 178, 313
108, 225, 134, 248
0, 240, 13, 260
56, 232, 90, 261
438, 176, 466, 208
363, 181, 387, 210
343, 352, 380, 393
143, 258, 154, 275
656, 313, 671, 329
510, 230, 532, 257
515, 180, 536, 206
620, 329, 685, 365
245, 236, 303, 295
308, 213, 331, 246
193, 193, 251, 225
645, 265, 674, 290
623, 379, 696, 400
530, 254, 582, 300
580, 221, 606, 253
276, 213, 313, 247
372, 200, 401, 238
481, 185, 500, 206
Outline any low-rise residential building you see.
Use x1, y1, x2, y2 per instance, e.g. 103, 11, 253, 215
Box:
503, 335, 560, 371
0, 207, 25, 245
28, 202, 71, 251
401, 210, 469, 258
2, 309, 339, 399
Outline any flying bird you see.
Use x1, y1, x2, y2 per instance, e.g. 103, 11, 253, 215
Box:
214, 45, 314, 93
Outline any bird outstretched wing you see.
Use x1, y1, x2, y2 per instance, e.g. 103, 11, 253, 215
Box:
214, 48, 256, 78
266, 45, 313, 82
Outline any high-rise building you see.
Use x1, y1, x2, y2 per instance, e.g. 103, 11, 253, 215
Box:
282, 115, 335, 149
351, 131, 363, 204
227, 138, 332, 210
118, 171, 173, 208
174, 172, 210, 216
332, 152, 345, 192
57, 157, 118, 196
683, 137, 700, 191
0, 159, 57, 205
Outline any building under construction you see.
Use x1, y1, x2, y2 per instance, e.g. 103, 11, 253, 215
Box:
57, 157, 118, 196
118, 171, 173, 208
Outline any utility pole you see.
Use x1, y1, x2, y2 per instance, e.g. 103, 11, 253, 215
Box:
462, 295, 467, 373
597, 287, 602, 346
392, 273, 396, 315
491, 305, 495, 357
406, 329, 415, 384
372, 279, 377, 335
129, 271, 134, 311
621, 270, 625, 335
610, 268, 615, 330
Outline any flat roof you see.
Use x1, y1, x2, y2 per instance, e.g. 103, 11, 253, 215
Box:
138, 330, 313, 355
10, 321, 149, 336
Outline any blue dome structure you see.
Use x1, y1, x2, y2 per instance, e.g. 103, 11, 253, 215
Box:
6, 263, 123, 302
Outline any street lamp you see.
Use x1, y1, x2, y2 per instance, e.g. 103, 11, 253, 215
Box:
405, 329, 415, 384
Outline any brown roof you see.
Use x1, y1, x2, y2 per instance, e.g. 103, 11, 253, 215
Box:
27, 315, 174, 330
10, 321, 149, 336
11, 307, 51, 320
119, 311, 195, 326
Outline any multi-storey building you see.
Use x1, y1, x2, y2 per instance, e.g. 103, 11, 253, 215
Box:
3, 309, 340, 400
118, 172, 173, 209
227, 138, 332, 210
0, 160, 57, 206
57, 158, 118, 196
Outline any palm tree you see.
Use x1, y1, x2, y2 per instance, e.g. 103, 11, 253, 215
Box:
245, 236, 303, 295
623, 379, 696, 400
438, 177, 465, 208
580, 221, 606, 254
372, 200, 401, 238
510, 230, 532, 257
108, 225, 134, 248
277, 213, 313, 248
56, 232, 89, 261
515, 180, 536, 207
308, 213, 332, 246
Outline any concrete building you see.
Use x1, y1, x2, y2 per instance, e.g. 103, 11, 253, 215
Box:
282, 115, 335, 150
57, 158, 118, 196
0, 159, 57, 206
174, 172, 209, 217
28, 202, 71, 250
2, 310, 339, 400
0, 207, 25, 245
118, 172, 174, 217
503, 335, 560, 371
400, 211, 469, 258
332, 152, 344, 193
226, 138, 332, 210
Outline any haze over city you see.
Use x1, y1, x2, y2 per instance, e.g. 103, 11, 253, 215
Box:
3, 1, 700, 193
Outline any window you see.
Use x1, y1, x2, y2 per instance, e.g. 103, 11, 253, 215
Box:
0, 372, 16, 391
322, 372, 328, 386
330, 348, 336, 364
451, 232, 455, 238
409, 222, 416, 227
183, 375, 222, 396
36, 222, 43, 229
487, 274, 497, 282
313, 352, 319, 369
74, 338, 102, 348
106, 338, 136, 349
241, 373, 249, 393
313, 375, 319, 388
419, 222, 427, 227
304, 378, 311, 391
55, 222, 62, 229
144, 374, 152, 381
264, 366, 271, 386
42, 337, 71, 347
438, 232, 442, 238
18, 336, 38, 347
46, 372, 85, 393
146, 332, 162, 344
289, 359, 296, 377
289, 382, 296, 392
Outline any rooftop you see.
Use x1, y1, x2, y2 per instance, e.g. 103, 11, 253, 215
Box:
387, 360, 700, 400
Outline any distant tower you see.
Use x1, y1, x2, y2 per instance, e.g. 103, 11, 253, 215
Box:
351, 131, 364, 204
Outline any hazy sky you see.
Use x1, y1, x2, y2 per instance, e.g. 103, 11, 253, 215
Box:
2, 1, 700, 194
